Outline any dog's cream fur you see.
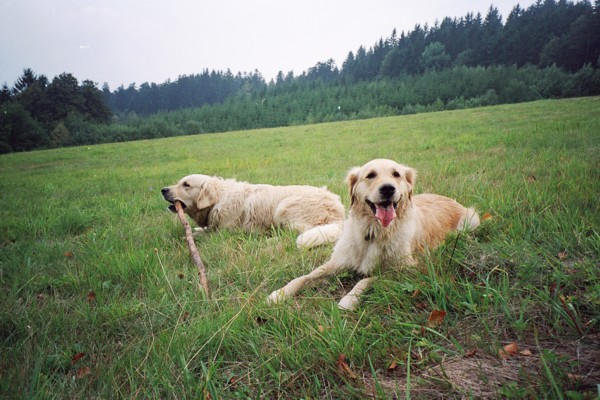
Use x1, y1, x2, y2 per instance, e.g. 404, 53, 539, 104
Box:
268, 159, 479, 309
162, 174, 345, 248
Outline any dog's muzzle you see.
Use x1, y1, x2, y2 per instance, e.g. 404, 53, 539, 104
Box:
161, 188, 186, 212
365, 185, 400, 228
161, 187, 172, 201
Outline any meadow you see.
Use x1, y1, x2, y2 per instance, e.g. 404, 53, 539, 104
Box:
1, 97, 599, 398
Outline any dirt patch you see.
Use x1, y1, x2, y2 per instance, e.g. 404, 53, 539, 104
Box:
365, 335, 600, 398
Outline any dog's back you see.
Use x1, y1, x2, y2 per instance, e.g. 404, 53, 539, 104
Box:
412, 194, 479, 251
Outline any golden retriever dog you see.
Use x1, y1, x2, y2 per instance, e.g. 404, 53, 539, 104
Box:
161, 174, 345, 248
268, 159, 480, 310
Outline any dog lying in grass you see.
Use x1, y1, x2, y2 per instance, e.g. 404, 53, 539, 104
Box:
161, 174, 345, 248
268, 159, 480, 310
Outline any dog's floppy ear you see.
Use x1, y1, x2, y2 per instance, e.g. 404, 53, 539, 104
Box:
404, 167, 417, 200
195, 182, 218, 209
345, 167, 360, 206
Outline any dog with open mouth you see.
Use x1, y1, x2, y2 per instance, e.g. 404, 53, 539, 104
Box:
268, 159, 480, 310
161, 174, 345, 248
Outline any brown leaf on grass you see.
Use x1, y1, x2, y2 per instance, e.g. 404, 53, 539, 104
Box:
519, 349, 532, 356
227, 375, 239, 388
76, 366, 91, 379
498, 342, 518, 359
567, 373, 584, 382
317, 325, 325, 333
481, 212, 493, 221
337, 354, 357, 379
557, 251, 567, 261
177, 272, 185, 279
427, 310, 447, 328
71, 352, 85, 365
411, 289, 421, 298
526, 175, 537, 183
87, 291, 96, 303
181, 312, 190, 322
465, 348, 478, 358
64, 251, 74, 257
388, 360, 398, 371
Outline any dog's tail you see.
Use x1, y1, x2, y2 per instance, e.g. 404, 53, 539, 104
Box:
296, 222, 342, 249
458, 207, 480, 232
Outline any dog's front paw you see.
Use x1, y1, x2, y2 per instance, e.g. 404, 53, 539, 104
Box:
193, 227, 207, 237
267, 288, 287, 304
337, 294, 359, 311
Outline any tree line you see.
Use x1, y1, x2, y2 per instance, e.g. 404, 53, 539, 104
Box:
102, 70, 266, 115
90, 64, 600, 144
1, 0, 599, 153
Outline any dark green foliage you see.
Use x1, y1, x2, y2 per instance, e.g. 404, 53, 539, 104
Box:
104, 69, 266, 115
0, 69, 112, 153
81, 80, 112, 123
49, 122, 70, 147
0, 84, 11, 105
0, 102, 47, 152
421, 42, 451, 71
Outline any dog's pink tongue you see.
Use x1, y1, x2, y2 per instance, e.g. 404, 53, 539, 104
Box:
375, 204, 396, 227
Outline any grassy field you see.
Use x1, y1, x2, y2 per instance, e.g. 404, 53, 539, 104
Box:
1, 97, 599, 398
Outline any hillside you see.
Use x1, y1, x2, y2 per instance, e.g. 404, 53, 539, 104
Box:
1, 98, 599, 398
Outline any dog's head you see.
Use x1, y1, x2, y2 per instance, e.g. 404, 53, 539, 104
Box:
161, 174, 219, 226
346, 159, 416, 228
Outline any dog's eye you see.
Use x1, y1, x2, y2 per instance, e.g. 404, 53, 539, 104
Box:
183, 182, 190, 188
392, 171, 401, 178
366, 171, 377, 179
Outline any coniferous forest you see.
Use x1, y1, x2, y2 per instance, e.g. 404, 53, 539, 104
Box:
1, 0, 600, 153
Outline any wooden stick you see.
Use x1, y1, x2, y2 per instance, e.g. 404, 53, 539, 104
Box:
174, 201, 210, 297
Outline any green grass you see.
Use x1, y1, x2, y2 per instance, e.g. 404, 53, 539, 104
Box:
1, 97, 599, 398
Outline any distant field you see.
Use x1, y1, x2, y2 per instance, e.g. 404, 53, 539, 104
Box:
1, 97, 599, 398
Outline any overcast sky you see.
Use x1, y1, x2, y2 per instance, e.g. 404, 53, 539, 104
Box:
1, 0, 537, 90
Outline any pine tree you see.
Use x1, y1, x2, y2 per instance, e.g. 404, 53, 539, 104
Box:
13, 68, 36, 94
0, 83, 11, 104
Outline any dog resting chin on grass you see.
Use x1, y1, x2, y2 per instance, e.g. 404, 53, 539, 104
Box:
268, 158, 480, 310
161, 174, 345, 249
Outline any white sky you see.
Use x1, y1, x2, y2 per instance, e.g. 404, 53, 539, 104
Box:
0, 0, 537, 90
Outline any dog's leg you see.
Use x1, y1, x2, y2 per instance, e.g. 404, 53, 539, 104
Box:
296, 222, 342, 249
267, 261, 342, 304
337, 277, 374, 311
458, 207, 480, 231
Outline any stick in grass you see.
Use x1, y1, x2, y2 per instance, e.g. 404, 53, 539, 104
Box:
174, 200, 210, 297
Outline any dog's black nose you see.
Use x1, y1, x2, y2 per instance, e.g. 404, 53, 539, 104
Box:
161, 188, 169, 195
379, 184, 395, 197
